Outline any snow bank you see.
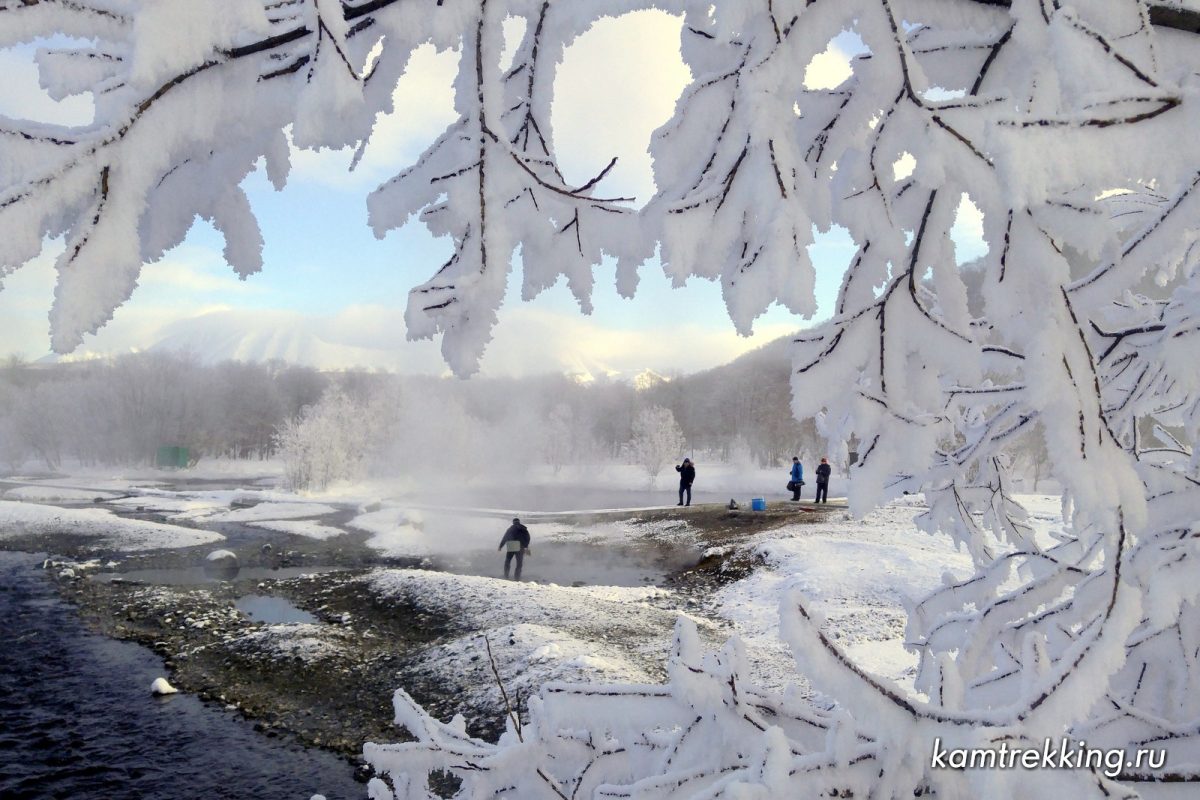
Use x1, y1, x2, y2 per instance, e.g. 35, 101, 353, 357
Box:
715, 503, 975, 689
108, 495, 229, 517
203, 501, 339, 524
368, 569, 696, 692
246, 520, 347, 540
404, 622, 658, 725
0, 501, 223, 551
1, 486, 119, 502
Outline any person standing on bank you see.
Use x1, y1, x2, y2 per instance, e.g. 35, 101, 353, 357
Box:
498, 517, 531, 581
815, 457, 832, 503
676, 458, 695, 507
789, 457, 804, 501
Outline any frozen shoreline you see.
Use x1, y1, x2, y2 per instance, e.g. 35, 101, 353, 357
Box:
0, 472, 1076, 783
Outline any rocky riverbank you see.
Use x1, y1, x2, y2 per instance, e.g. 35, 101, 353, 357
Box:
11, 497, 837, 772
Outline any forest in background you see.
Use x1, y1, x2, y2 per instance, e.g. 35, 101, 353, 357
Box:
0, 339, 1050, 492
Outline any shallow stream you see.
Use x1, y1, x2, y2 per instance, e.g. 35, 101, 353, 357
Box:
0, 551, 363, 800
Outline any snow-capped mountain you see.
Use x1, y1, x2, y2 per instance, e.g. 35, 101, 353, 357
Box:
133, 309, 697, 382
147, 309, 415, 370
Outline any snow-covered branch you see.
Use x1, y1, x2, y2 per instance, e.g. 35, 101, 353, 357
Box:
5, 0, 1200, 796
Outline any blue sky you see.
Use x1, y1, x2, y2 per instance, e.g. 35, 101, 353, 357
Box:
0, 14, 975, 377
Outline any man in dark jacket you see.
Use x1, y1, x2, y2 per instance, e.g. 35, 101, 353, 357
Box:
675, 458, 695, 507
815, 457, 832, 503
498, 517, 531, 580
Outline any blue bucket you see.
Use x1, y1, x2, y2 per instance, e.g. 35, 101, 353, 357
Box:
751, 497, 766, 511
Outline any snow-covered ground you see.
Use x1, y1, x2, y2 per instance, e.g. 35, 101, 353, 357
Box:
1, 485, 122, 503
0, 501, 224, 551
354, 497, 1072, 715
204, 501, 339, 524
714, 504, 976, 693
245, 520, 348, 540
0, 467, 1075, 722
367, 569, 707, 719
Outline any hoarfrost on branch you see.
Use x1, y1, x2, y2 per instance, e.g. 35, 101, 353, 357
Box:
4, 0, 1200, 796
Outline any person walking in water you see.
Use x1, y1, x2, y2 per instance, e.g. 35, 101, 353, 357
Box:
675, 458, 695, 507
815, 457, 832, 503
498, 517, 531, 581
789, 457, 804, 501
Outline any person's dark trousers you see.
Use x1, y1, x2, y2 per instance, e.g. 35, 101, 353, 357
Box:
504, 550, 525, 580
678, 484, 691, 506
816, 483, 828, 503
791, 484, 801, 501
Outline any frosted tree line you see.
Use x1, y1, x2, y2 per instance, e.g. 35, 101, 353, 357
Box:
0, 354, 326, 467
0, 353, 813, 478
3, 0, 1200, 797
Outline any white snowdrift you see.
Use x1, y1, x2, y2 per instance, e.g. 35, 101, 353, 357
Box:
403, 622, 659, 725
0, 501, 223, 551
368, 569, 707, 701
108, 495, 229, 518
715, 504, 975, 690
203, 501, 338, 523
246, 520, 347, 540
1, 486, 120, 502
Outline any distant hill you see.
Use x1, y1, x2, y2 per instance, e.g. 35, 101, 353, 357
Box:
36, 304, 805, 386
635, 330, 816, 465
149, 309, 393, 368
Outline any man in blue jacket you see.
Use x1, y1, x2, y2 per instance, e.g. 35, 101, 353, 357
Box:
789, 457, 804, 501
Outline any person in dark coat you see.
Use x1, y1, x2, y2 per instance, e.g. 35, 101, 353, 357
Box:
789, 457, 804, 501
498, 517, 531, 580
675, 458, 695, 507
815, 457, 832, 503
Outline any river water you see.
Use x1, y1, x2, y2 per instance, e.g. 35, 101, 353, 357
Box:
0, 551, 364, 800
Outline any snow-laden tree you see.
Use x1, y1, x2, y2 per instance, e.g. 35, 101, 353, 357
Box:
275, 385, 381, 491
628, 404, 686, 486
5, 0, 1200, 796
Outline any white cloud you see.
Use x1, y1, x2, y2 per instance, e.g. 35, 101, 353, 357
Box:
804, 31, 867, 91
137, 246, 267, 294
0, 247, 58, 359
4, 285, 798, 376
551, 11, 692, 203
289, 11, 692, 205
951, 193, 988, 264
482, 306, 796, 378
0, 47, 93, 125
0, 23, 808, 376
804, 46, 853, 90
0, 240, 260, 359
287, 44, 460, 191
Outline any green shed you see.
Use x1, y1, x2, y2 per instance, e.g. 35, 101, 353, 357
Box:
155, 446, 190, 469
